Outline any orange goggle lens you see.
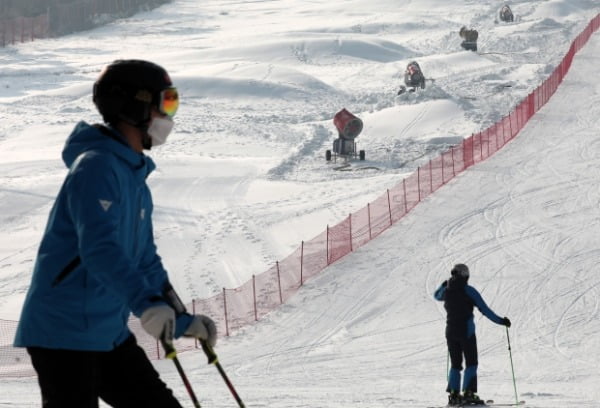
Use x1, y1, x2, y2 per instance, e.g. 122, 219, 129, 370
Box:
159, 87, 179, 117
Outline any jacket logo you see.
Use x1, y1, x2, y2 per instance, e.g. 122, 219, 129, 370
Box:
99, 200, 113, 212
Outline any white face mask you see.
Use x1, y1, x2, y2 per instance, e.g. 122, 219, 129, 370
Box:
147, 116, 174, 147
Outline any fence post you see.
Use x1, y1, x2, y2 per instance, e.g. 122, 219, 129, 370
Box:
300, 240, 304, 285
326, 226, 330, 265
276, 261, 282, 304
544, 80, 548, 105
367, 203, 372, 239
451, 147, 456, 177
223, 288, 229, 337
387, 189, 392, 226
417, 167, 421, 202
528, 92, 535, 118
403, 179, 408, 213
192, 299, 198, 348
349, 213, 353, 252
429, 159, 433, 192
461, 139, 466, 171
252, 275, 257, 321
441, 153, 445, 184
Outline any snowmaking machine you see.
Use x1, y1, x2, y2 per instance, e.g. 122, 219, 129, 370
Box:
459, 26, 479, 52
326, 108, 365, 162
397, 61, 426, 95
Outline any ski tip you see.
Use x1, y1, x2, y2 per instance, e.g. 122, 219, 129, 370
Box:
484, 400, 526, 407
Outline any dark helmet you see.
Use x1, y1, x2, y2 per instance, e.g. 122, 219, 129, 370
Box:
451, 263, 470, 280
93, 59, 173, 127
407, 61, 420, 73
500, 5, 514, 22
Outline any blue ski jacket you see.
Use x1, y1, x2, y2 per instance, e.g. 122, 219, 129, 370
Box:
434, 277, 503, 338
14, 122, 192, 351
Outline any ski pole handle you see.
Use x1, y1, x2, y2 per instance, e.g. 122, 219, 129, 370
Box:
161, 331, 177, 360
200, 340, 218, 364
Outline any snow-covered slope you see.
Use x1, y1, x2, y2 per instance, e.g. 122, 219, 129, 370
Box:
0, 0, 599, 406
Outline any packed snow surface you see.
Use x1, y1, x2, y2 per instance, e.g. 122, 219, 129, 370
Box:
0, 0, 599, 406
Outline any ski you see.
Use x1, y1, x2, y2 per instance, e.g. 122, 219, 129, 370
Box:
426, 400, 492, 408
427, 400, 525, 408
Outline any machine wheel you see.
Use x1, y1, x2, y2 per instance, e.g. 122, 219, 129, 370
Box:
326, 150, 332, 161
359, 150, 365, 161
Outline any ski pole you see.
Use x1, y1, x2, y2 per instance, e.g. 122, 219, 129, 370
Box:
161, 337, 202, 408
506, 327, 518, 406
200, 340, 246, 408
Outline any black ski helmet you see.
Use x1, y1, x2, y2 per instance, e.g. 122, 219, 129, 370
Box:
93, 59, 173, 127
451, 263, 470, 280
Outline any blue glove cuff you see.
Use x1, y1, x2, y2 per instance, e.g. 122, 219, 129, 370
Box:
174, 313, 194, 338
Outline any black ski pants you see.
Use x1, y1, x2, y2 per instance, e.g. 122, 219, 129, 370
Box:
446, 334, 478, 393
27, 335, 183, 408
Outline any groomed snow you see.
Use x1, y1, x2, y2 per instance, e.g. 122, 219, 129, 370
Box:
1, 0, 599, 406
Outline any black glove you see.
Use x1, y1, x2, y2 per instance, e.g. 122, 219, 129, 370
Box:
502, 317, 511, 328
442, 280, 448, 288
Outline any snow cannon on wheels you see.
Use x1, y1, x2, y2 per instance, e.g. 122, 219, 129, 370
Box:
398, 61, 426, 95
326, 108, 365, 162
459, 26, 478, 52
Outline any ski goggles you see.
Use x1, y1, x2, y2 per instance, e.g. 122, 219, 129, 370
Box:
158, 87, 179, 118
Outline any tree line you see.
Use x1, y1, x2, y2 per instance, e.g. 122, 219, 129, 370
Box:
1, 0, 171, 20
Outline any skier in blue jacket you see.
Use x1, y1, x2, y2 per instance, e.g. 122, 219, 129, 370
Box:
14, 60, 217, 408
434, 264, 511, 406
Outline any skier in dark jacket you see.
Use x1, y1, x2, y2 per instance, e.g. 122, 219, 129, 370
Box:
499, 5, 514, 23
397, 61, 426, 95
14, 59, 217, 408
434, 264, 511, 406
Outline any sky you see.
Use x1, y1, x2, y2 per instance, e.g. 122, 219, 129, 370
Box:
1, 0, 599, 407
